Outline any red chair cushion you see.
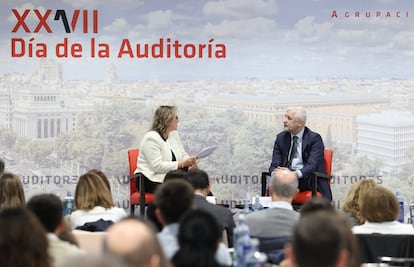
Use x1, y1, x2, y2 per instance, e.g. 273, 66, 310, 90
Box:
130, 192, 155, 205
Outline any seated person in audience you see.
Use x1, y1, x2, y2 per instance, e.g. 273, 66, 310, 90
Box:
87, 169, 111, 191
147, 169, 189, 232
297, 198, 361, 267
173, 209, 226, 267
352, 185, 414, 234
155, 179, 232, 266
70, 171, 127, 230
299, 197, 335, 215
186, 169, 235, 247
27, 193, 86, 267
283, 211, 352, 267
0, 172, 26, 211
342, 179, 377, 226
246, 168, 299, 237
105, 217, 173, 267
0, 207, 51, 267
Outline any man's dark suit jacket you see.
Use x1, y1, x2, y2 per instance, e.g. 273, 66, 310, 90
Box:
193, 194, 236, 247
269, 127, 332, 200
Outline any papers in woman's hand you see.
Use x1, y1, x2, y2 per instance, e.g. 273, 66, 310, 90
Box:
196, 145, 218, 159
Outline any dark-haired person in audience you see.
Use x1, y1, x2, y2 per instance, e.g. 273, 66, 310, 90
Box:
0, 172, 25, 212
0, 207, 51, 267
283, 211, 351, 267
70, 171, 127, 230
246, 168, 299, 237
147, 169, 188, 232
297, 198, 361, 267
27, 193, 86, 267
341, 179, 377, 226
155, 179, 232, 266
352, 185, 414, 234
135, 105, 197, 194
173, 209, 226, 267
186, 169, 235, 247
299, 197, 335, 215
105, 217, 173, 267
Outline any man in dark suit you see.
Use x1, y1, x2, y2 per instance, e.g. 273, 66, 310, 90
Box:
187, 169, 236, 247
269, 107, 332, 200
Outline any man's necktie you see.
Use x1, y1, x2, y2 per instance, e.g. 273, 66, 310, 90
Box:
287, 135, 298, 168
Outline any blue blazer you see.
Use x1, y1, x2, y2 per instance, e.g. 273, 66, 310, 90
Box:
269, 127, 332, 200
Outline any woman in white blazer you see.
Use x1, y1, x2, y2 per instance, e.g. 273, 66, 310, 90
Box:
135, 105, 197, 193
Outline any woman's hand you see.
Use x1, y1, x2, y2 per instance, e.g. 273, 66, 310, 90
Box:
181, 156, 197, 168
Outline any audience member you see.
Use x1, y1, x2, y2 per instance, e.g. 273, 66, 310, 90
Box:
352, 185, 414, 234
27, 193, 86, 267
298, 198, 361, 267
87, 169, 111, 191
284, 211, 351, 267
186, 169, 235, 247
342, 179, 377, 226
246, 169, 299, 237
164, 169, 187, 181
70, 171, 127, 230
154, 179, 232, 266
172, 209, 226, 267
0, 172, 25, 211
147, 169, 189, 232
299, 197, 335, 215
105, 217, 172, 267
0, 207, 51, 267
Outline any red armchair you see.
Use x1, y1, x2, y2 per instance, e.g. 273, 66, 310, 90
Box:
128, 149, 154, 216
261, 149, 333, 209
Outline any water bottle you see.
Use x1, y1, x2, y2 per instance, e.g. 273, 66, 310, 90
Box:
252, 195, 263, 212
233, 214, 250, 267
410, 202, 414, 227
63, 191, 75, 216
245, 238, 267, 267
236, 233, 252, 267
396, 192, 404, 223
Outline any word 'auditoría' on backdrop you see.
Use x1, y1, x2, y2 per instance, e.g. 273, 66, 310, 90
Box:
331, 10, 409, 18
10, 37, 227, 59
117, 38, 226, 59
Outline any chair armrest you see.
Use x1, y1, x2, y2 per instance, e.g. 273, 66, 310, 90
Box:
129, 173, 146, 216
261, 172, 270, 196
128, 173, 140, 180
313, 172, 331, 180
311, 172, 332, 197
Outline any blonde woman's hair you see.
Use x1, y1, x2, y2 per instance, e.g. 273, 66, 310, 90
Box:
75, 172, 114, 211
342, 179, 377, 224
0, 173, 25, 211
150, 106, 177, 136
